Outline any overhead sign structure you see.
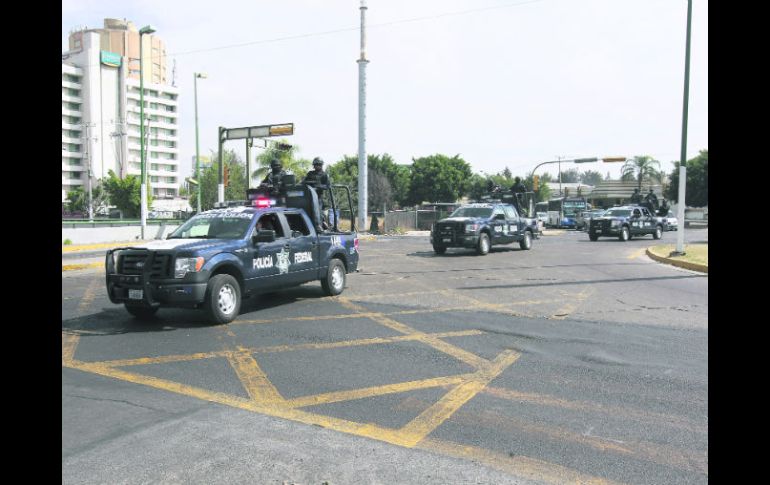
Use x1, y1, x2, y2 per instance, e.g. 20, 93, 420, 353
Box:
602, 157, 627, 163
222, 123, 294, 141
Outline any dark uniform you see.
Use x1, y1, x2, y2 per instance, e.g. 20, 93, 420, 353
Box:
303, 157, 331, 203
629, 188, 643, 204
657, 198, 670, 217
510, 177, 527, 214
261, 159, 288, 193
645, 188, 659, 210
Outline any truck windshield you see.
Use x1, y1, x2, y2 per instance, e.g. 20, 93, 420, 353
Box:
449, 207, 493, 218
603, 209, 631, 217
169, 213, 254, 239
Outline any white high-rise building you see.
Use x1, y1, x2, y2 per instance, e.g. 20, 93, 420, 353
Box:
62, 19, 180, 205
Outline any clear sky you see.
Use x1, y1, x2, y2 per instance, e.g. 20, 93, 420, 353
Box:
62, 0, 708, 181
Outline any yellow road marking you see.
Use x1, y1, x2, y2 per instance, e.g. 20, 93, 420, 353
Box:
551, 286, 595, 320
62, 241, 142, 252
62, 333, 80, 365
285, 374, 469, 408
62, 261, 103, 271
418, 438, 624, 485
402, 350, 520, 446
225, 347, 285, 404
96, 330, 484, 367
627, 248, 647, 259
76, 276, 101, 315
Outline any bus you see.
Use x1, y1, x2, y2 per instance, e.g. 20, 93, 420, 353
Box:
547, 197, 589, 228
535, 202, 549, 226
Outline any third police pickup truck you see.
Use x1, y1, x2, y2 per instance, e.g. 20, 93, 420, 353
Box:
430, 202, 538, 255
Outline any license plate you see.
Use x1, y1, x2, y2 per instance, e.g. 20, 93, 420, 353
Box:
443, 238, 451, 242
129, 289, 143, 300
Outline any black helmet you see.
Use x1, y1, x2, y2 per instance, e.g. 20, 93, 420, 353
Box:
312, 157, 324, 167
270, 158, 282, 169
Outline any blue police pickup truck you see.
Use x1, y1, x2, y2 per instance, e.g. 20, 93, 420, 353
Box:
588, 205, 665, 242
430, 202, 538, 255
106, 184, 359, 324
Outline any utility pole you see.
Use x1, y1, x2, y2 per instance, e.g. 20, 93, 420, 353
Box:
82, 122, 96, 221
674, 0, 692, 256
357, 0, 369, 232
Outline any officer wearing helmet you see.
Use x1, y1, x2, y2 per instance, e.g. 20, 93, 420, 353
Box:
260, 157, 288, 192
303, 157, 331, 200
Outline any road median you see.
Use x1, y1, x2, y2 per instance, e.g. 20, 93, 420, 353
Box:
646, 244, 708, 273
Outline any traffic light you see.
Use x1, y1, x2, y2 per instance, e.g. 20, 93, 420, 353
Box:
223, 165, 229, 186
602, 157, 626, 163
533, 175, 539, 192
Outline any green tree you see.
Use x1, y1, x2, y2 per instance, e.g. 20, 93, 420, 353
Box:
579, 170, 604, 186
559, 168, 580, 183
407, 154, 473, 205
664, 149, 708, 207
102, 170, 152, 218
621, 155, 662, 190
327, 153, 411, 209
251, 140, 311, 184
190, 149, 248, 211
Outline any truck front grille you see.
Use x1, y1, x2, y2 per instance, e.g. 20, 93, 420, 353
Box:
118, 251, 172, 278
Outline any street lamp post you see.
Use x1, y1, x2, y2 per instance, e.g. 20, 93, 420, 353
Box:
674, 0, 693, 256
194, 72, 207, 214
139, 25, 156, 240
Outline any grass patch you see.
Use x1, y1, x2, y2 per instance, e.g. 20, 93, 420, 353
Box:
648, 243, 708, 267
63, 239, 72, 245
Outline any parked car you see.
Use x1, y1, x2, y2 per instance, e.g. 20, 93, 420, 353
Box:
663, 211, 678, 231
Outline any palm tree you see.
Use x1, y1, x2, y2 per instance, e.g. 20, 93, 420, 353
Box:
621, 155, 662, 191
251, 140, 311, 184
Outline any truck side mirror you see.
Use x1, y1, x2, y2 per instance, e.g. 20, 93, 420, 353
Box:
252, 229, 276, 244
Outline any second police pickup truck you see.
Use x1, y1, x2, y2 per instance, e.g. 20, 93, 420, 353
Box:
430, 202, 538, 255
105, 183, 359, 324
588, 204, 666, 241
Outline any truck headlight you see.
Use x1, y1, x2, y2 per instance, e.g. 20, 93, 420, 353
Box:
611, 220, 620, 227
465, 224, 479, 232
175, 257, 204, 278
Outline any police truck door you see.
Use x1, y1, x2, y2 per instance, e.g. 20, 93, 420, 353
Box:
246, 212, 292, 290
284, 211, 319, 285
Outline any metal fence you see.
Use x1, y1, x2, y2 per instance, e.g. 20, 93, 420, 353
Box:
382, 209, 452, 233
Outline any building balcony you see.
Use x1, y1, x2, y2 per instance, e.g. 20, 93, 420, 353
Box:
61, 150, 83, 158
61, 80, 82, 89
61, 93, 83, 103
62, 107, 82, 117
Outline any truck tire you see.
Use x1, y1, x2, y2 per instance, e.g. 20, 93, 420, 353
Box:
204, 274, 241, 324
433, 244, 447, 255
322, 258, 346, 296
519, 230, 532, 250
476, 233, 490, 255
618, 226, 630, 242
589, 234, 599, 241
125, 303, 158, 319
653, 225, 663, 239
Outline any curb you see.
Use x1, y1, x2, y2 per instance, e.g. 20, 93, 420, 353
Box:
645, 248, 708, 273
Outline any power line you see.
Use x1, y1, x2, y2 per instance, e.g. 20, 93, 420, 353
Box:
63, 0, 547, 67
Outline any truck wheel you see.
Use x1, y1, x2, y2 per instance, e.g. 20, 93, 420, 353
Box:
124, 303, 158, 319
204, 274, 241, 324
519, 231, 532, 250
433, 245, 447, 255
589, 234, 598, 241
476, 233, 490, 255
618, 226, 630, 242
653, 225, 663, 239
322, 259, 346, 296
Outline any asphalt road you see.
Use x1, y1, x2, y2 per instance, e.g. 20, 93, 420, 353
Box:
62, 228, 708, 484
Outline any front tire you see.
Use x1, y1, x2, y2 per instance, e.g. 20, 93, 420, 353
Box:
433, 244, 447, 255
322, 259, 346, 296
125, 303, 158, 319
589, 234, 599, 241
519, 231, 532, 250
618, 226, 630, 242
653, 225, 663, 239
204, 274, 241, 324
476, 233, 490, 255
